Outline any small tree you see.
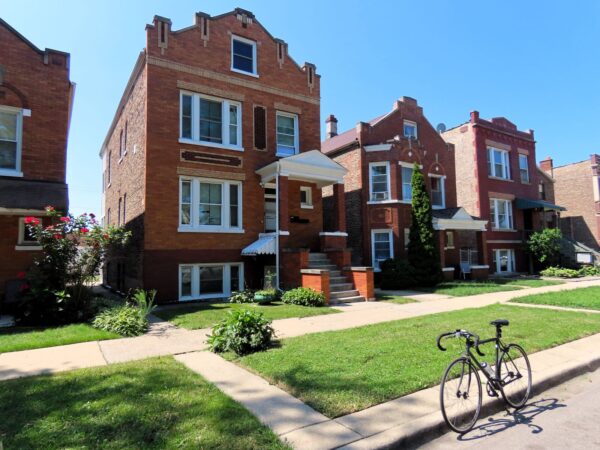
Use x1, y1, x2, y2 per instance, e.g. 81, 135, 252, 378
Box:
407, 163, 442, 286
526, 228, 562, 268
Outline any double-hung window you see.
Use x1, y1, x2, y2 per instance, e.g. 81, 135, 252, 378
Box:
369, 162, 390, 201
180, 92, 242, 150
0, 106, 23, 176
231, 35, 257, 76
371, 229, 393, 271
403, 120, 417, 139
179, 263, 244, 301
519, 154, 530, 183
276, 112, 299, 156
179, 177, 243, 232
487, 147, 511, 179
401, 165, 413, 201
490, 198, 513, 230
430, 175, 445, 208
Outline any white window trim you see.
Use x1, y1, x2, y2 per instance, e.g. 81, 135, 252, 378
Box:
0, 105, 24, 177
231, 35, 258, 77
275, 111, 299, 157
371, 229, 394, 272
300, 186, 313, 209
490, 198, 514, 230
403, 120, 418, 139
15, 217, 42, 251
487, 146, 511, 180
178, 176, 244, 233
445, 230, 455, 250
369, 161, 391, 202
179, 91, 243, 152
492, 249, 515, 274
179, 262, 244, 301
519, 154, 530, 183
428, 174, 446, 209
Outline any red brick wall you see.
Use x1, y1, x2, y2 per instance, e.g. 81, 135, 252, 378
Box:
0, 216, 40, 296
343, 267, 374, 300
301, 270, 330, 304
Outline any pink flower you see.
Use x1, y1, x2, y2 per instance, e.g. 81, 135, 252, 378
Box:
89, 213, 96, 219
59, 217, 70, 223
80, 227, 89, 233
20, 283, 30, 291
24, 216, 40, 226
16, 271, 26, 279
53, 233, 63, 239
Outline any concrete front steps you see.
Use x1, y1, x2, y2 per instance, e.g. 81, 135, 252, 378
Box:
308, 253, 365, 304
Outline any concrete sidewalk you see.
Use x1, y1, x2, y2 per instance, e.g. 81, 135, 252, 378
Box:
176, 331, 600, 450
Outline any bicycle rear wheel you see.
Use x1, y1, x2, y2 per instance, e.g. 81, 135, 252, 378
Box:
499, 343, 532, 409
440, 357, 482, 433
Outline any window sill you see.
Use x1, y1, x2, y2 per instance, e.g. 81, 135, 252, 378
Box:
488, 176, 514, 182
301, 204, 314, 209
0, 169, 24, 178
491, 228, 518, 232
276, 152, 299, 158
179, 138, 244, 152
179, 293, 229, 302
230, 67, 259, 78
444, 246, 455, 250
178, 227, 245, 234
432, 205, 446, 209
367, 199, 405, 205
15, 245, 42, 251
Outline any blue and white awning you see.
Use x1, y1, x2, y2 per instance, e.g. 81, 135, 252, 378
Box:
241, 234, 276, 256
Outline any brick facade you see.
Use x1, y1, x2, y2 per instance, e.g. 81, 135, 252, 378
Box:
0, 19, 73, 299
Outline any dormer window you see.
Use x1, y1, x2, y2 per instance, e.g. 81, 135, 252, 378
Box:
231, 35, 257, 76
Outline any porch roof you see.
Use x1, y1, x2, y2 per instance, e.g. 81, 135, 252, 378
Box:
255, 150, 347, 188
515, 198, 566, 212
241, 233, 276, 256
432, 207, 487, 231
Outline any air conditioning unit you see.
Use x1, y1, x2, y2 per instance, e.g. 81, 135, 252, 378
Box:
372, 192, 389, 201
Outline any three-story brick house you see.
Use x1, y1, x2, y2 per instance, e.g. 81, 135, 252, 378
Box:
0, 18, 74, 301
100, 9, 362, 303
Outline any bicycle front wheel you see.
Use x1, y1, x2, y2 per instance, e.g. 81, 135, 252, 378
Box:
499, 343, 532, 409
440, 357, 482, 433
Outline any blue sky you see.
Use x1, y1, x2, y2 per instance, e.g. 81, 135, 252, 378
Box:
2, 1, 599, 215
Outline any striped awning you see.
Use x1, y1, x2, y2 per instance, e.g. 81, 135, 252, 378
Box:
241, 234, 276, 256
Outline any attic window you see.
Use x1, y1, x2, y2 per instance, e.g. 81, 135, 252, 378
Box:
231, 36, 257, 76
160, 22, 166, 44
201, 17, 209, 38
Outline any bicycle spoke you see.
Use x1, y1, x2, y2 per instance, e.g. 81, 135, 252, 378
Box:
440, 358, 482, 433
499, 344, 532, 408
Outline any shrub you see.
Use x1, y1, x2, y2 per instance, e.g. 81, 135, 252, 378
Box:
129, 289, 157, 316
579, 265, 600, 277
380, 258, 416, 290
526, 228, 562, 268
208, 309, 274, 356
229, 289, 256, 303
540, 266, 581, 278
92, 305, 148, 337
281, 287, 325, 307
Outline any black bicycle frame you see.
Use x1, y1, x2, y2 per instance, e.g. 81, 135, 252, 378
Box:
464, 336, 507, 385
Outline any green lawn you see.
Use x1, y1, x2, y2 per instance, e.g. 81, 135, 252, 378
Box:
0, 357, 287, 450
512, 286, 600, 310
0, 323, 119, 353
376, 293, 417, 304
154, 301, 339, 330
415, 278, 562, 297
234, 304, 600, 418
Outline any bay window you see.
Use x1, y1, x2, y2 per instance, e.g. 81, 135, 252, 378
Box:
371, 229, 393, 271
487, 147, 511, 179
179, 263, 244, 301
490, 198, 513, 230
276, 112, 299, 156
179, 177, 243, 232
180, 92, 242, 150
369, 162, 390, 201
0, 106, 23, 176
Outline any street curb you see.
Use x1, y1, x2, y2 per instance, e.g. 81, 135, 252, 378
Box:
338, 353, 600, 450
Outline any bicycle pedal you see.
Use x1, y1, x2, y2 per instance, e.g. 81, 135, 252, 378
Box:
486, 382, 498, 397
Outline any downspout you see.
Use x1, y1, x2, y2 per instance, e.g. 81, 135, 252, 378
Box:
275, 164, 280, 290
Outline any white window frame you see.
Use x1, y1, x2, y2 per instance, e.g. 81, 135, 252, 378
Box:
300, 186, 313, 209
429, 174, 446, 209
275, 111, 299, 157
489, 198, 514, 230
492, 249, 515, 274
0, 105, 24, 177
178, 176, 244, 233
487, 147, 511, 180
179, 91, 243, 152
369, 161, 391, 202
16, 217, 42, 251
403, 120, 418, 139
231, 35, 258, 77
179, 262, 244, 301
371, 229, 394, 271
401, 164, 413, 201
519, 154, 530, 183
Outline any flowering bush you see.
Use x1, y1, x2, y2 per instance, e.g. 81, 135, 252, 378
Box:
15, 206, 130, 325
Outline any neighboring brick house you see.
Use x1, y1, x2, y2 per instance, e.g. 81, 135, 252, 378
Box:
100, 9, 370, 304
443, 112, 564, 274
0, 18, 74, 300
321, 97, 487, 280
540, 155, 600, 251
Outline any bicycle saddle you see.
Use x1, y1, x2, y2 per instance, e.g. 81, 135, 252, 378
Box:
490, 319, 509, 327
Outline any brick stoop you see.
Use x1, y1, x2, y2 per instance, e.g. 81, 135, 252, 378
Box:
308, 252, 365, 303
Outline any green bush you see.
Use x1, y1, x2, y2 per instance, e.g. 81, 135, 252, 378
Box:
229, 289, 256, 303
281, 287, 325, 307
208, 309, 274, 355
526, 228, 562, 267
579, 265, 600, 277
129, 289, 157, 315
92, 305, 148, 337
380, 258, 416, 290
540, 266, 581, 278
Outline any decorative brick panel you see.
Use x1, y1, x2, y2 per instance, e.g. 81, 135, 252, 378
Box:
301, 269, 330, 304
343, 267, 374, 301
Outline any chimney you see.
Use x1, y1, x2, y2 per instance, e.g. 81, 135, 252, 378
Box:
470, 111, 480, 123
326, 114, 338, 139
540, 156, 553, 177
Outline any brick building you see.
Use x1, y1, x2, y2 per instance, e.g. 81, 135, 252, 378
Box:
443, 112, 564, 274
101, 9, 371, 304
540, 155, 600, 251
321, 97, 487, 280
0, 18, 74, 300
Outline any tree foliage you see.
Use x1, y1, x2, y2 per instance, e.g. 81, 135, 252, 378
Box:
526, 228, 562, 268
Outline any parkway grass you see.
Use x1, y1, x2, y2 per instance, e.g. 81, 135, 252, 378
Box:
154, 300, 339, 330
234, 303, 600, 418
415, 278, 562, 297
0, 357, 288, 450
511, 286, 600, 310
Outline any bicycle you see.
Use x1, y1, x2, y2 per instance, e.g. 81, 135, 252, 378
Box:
436, 319, 532, 433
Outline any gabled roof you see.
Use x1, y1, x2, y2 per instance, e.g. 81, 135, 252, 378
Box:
431, 207, 487, 231
0, 17, 69, 57
321, 114, 386, 154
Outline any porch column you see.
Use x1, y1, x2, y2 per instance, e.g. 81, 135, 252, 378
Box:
278, 175, 289, 233
477, 230, 489, 266
333, 183, 346, 232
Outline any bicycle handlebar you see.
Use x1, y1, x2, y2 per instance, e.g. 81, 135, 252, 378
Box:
436, 329, 486, 357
